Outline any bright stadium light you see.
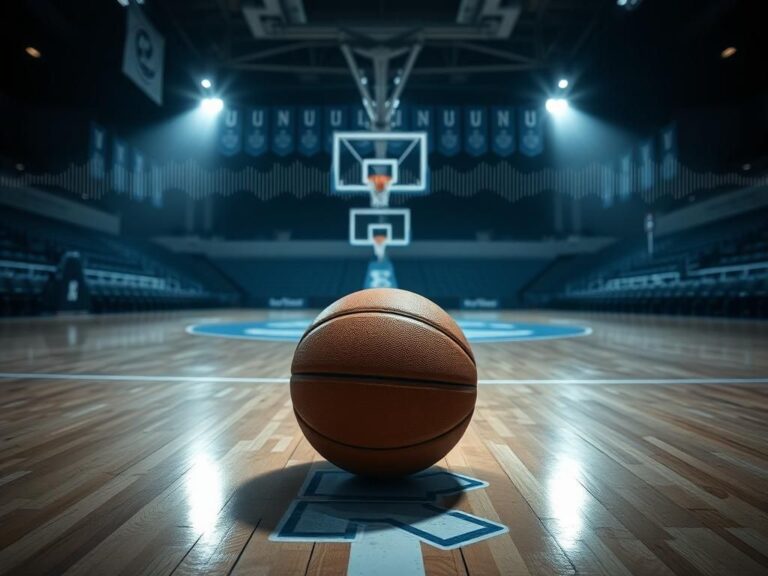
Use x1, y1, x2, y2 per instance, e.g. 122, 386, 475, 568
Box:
200, 78, 212, 89
558, 78, 569, 89
200, 97, 224, 115
546, 98, 569, 116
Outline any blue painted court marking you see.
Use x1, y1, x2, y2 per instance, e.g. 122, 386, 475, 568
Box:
186, 318, 592, 343
271, 468, 508, 562
272, 500, 507, 550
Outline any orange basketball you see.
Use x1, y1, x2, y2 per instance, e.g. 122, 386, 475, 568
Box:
290, 288, 477, 477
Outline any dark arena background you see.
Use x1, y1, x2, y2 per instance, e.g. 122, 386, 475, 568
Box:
1, 1, 768, 575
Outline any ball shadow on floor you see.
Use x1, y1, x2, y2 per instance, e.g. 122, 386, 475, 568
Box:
231, 461, 465, 536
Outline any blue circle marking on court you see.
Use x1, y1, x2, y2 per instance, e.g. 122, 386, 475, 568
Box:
187, 319, 591, 343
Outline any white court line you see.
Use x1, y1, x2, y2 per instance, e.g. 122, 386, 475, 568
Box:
0, 373, 767, 385
0, 373, 289, 384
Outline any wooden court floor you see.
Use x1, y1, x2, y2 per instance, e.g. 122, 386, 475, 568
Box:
0, 309, 767, 575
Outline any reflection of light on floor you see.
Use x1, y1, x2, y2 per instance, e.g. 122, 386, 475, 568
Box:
67, 325, 78, 346
185, 452, 223, 534
546, 456, 585, 549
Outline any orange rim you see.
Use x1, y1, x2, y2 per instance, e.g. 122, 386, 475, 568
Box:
367, 174, 392, 193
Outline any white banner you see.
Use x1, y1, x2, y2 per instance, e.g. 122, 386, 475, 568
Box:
122, 4, 164, 105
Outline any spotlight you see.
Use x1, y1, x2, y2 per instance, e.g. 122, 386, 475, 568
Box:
557, 78, 569, 89
25, 46, 41, 59
201, 78, 212, 89
545, 98, 569, 115
200, 97, 224, 115
721, 46, 737, 59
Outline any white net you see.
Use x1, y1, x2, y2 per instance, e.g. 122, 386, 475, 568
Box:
368, 174, 392, 208
373, 235, 387, 261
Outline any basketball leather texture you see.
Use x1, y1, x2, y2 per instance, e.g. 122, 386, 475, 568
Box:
291, 288, 477, 477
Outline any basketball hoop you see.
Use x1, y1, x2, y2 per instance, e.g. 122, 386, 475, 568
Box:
372, 233, 388, 261
367, 174, 392, 208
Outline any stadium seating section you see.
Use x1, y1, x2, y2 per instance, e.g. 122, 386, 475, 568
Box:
0, 208, 239, 315
1, 205, 766, 317
528, 208, 768, 318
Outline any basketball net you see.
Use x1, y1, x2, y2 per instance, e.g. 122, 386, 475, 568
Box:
367, 174, 392, 208
372, 234, 387, 261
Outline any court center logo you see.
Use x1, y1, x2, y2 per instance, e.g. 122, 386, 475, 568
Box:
188, 319, 591, 343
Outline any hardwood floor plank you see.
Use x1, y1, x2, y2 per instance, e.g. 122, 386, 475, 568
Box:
0, 310, 766, 574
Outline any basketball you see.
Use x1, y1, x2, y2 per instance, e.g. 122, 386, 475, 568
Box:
290, 288, 477, 477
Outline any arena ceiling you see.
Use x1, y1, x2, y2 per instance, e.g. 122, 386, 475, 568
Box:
0, 1, 764, 124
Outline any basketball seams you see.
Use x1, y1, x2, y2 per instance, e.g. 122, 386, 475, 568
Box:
298, 308, 476, 366
290, 372, 478, 390
294, 408, 474, 452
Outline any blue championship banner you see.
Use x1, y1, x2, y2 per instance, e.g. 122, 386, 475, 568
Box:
244, 107, 268, 157
437, 107, 461, 157
518, 108, 544, 157
131, 150, 145, 201
411, 107, 433, 152
325, 107, 347, 153
351, 107, 373, 155
388, 107, 409, 154
619, 153, 631, 201
208, 105, 552, 157
464, 107, 487, 157
297, 107, 321, 157
491, 107, 515, 157
660, 124, 677, 180
218, 108, 242, 157
89, 123, 107, 180
112, 139, 128, 193
639, 140, 653, 191
150, 162, 162, 208
272, 108, 295, 156
601, 164, 614, 207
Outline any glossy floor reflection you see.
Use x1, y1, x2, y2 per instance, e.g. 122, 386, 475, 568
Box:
0, 310, 766, 575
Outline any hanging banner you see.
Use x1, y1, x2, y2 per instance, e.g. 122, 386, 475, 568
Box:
390, 107, 408, 130
89, 123, 107, 180
112, 139, 128, 193
150, 162, 162, 208
660, 124, 677, 180
490, 107, 515, 157
244, 107, 269, 157
388, 107, 409, 154
351, 107, 373, 154
324, 107, 347, 153
601, 164, 613, 207
132, 150, 145, 200
297, 107, 321, 157
411, 107, 433, 152
518, 108, 544, 157
464, 107, 487, 157
619, 153, 631, 201
272, 108, 295, 157
218, 108, 242, 157
437, 107, 461, 157
122, 4, 164, 105
639, 140, 653, 191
